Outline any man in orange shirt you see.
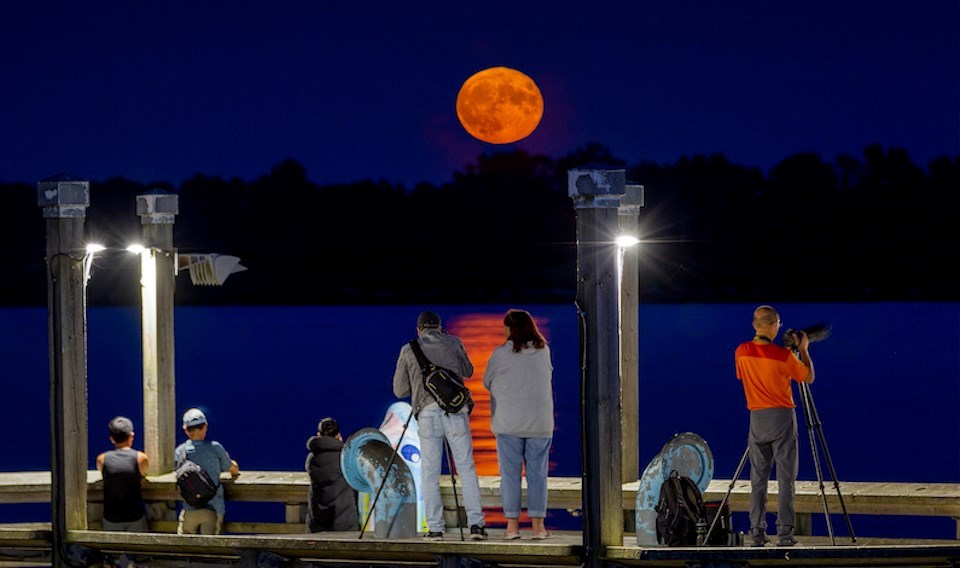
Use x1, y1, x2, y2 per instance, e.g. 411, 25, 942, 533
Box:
735, 305, 815, 547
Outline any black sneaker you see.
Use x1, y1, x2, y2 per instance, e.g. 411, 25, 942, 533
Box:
469, 524, 488, 540
750, 530, 768, 547
424, 531, 444, 541
777, 535, 799, 547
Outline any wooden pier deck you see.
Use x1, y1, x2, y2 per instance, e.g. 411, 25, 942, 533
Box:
4, 471, 957, 534
1, 471, 958, 566
2, 526, 959, 567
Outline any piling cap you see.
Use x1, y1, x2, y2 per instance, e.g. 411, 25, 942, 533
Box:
182, 408, 207, 428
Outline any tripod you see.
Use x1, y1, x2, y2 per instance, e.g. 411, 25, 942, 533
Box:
798, 381, 856, 544
704, 382, 856, 545
444, 440, 466, 541
703, 446, 748, 545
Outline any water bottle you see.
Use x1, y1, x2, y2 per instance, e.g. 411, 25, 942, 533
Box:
695, 517, 707, 546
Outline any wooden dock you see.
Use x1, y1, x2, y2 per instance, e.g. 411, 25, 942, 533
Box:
1, 526, 959, 567
3, 471, 959, 535
1, 471, 958, 566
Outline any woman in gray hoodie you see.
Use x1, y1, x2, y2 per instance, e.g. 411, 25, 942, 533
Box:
482, 309, 554, 540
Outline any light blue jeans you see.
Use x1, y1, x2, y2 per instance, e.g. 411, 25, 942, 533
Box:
417, 403, 485, 532
496, 434, 552, 518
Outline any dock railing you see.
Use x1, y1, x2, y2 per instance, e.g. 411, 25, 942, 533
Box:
1, 471, 957, 539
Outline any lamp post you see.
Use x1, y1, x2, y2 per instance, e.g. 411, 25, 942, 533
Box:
135, 191, 179, 475
37, 175, 91, 567
618, 183, 644, 484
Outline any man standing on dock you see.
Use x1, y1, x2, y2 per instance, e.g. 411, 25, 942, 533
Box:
735, 305, 815, 547
393, 310, 488, 541
174, 408, 240, 535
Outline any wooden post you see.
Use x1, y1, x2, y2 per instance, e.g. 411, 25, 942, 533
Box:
136, 192, 179, 475
38, 175, 90, 567
618, 184, 644, 484
569, 168, 625, 566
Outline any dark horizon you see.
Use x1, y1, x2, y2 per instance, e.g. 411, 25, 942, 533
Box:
5, 143, 958, 308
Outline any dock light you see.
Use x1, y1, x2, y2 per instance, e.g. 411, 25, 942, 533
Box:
126, 244, 146, 255
83, 243, 106, 283
615, 235, 639, 315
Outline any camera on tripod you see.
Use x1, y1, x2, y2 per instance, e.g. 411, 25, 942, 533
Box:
782, 322, 833, 350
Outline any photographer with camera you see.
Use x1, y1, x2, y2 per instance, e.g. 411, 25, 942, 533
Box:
735, 305, 815, 547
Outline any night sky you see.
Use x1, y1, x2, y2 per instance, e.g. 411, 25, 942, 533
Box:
2, 1, 957, 188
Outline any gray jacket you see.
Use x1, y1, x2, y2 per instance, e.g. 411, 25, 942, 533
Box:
393, 328, 474, 415
482, 341, 554, 438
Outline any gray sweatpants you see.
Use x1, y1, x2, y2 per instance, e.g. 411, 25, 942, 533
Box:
748, 407, 798, 536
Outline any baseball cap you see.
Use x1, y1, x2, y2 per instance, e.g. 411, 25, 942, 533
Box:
182, 408, 207, 428
417, 310, 441, 329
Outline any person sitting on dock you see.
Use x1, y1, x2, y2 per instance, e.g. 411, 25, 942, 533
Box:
174, 408, 240, 535
96, 416, 150, 532
305, 417, 359, 532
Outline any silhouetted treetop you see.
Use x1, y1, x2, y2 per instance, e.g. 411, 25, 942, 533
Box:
4, 144, 957, 306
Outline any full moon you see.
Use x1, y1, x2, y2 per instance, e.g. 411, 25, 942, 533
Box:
456, 66, 544, 144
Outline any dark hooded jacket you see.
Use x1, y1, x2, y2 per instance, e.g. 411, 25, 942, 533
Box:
305, 434, 359, 532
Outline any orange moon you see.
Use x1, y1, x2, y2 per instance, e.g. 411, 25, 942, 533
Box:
456, 66, 544, 144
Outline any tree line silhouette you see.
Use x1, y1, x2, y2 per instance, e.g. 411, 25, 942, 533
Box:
2, 143, 957, 306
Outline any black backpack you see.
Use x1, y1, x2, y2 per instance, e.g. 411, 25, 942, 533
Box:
655, 470, 706, 546
175, 459, 219, 508
408, 339, 472, 415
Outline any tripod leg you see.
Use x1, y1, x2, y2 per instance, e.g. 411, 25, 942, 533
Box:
359, 410, 414, 539
704, 446, 749, 545
444, 439, 465, 541
800, 382, 835, 545
804, 384, 857, 543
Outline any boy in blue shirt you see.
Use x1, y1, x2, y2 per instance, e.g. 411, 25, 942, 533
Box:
174, 408, 240, 534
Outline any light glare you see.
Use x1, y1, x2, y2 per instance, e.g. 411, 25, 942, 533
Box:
127, 244, 146, 254
615, 235, 640, 248
85, 243, 106, 254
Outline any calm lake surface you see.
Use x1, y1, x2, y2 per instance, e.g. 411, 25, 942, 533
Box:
1, 302, 957, 538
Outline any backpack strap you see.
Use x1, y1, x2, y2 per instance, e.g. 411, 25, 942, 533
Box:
679, 477, 705, 520
408, 339, 434, 373
671, 473, 686, 509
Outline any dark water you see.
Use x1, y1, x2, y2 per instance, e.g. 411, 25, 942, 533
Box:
2, 303, 957, 538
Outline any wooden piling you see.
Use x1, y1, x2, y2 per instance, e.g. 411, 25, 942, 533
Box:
619, 183, 644, 484
136, 192, 179, 475
38, 175, 91, 567
569, 168, 626, 567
